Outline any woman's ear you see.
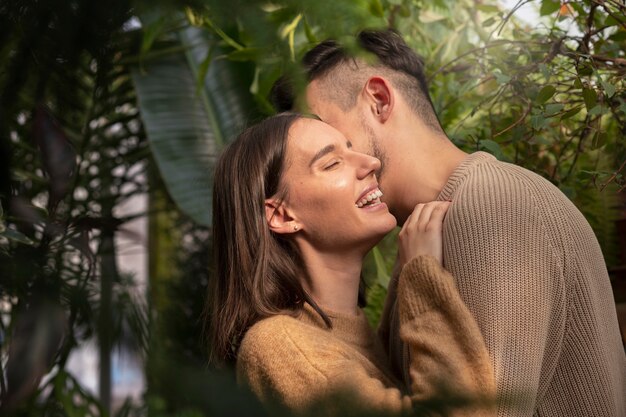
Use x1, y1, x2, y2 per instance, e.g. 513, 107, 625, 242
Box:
265, 199, 300, 234
363, 76, 394, 123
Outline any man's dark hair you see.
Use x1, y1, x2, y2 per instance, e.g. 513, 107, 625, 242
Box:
270, 29, 443, 132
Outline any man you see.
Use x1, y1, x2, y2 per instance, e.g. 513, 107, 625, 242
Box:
271, 30, 625, 416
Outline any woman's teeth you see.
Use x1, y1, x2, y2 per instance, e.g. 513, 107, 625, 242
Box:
356, 189, 383, 208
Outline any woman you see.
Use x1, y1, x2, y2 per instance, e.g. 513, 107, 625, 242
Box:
208, 113, 495, 416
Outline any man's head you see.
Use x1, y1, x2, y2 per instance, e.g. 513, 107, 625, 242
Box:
272, 30, 442, 129
271, 29, 462, 223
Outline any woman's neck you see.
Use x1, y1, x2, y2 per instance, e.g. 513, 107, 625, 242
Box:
297, 244, 363, 316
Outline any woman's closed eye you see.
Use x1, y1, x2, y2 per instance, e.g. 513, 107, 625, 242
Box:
324, 160, 341, 170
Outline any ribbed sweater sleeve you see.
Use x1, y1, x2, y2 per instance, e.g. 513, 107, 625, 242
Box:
441, 160, 567, 417
397, 256, 496, 417
381, 152, 625, 417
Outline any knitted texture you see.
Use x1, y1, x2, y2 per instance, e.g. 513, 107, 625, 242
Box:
237, 256, 495, 416
382, 152, 626, 417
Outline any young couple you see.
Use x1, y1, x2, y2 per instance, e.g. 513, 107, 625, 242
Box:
208, 30, 625, 417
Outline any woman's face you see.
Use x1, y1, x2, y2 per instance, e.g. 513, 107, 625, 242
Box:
280, 118, 397, 251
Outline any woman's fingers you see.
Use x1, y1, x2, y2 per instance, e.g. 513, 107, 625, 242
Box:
421, 201, 450, 232
398, 201, 451, 266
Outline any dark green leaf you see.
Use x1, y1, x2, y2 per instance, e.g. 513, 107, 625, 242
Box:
582, 88, 597, 111
476, 4, 500, 13
574, 77, 583, 89
540, 0, 560, 16
604, 15, 620, 27
494, 72, 511, 85
369, 0, 384, 17
132, 26, 256, 226
588, 105, 606, 116
227, 47, 260, 61
535, 85, 556, 104
561, 106, 582, 120
608, 31, 626, 42
303, 18, 317, 43
531, 114, 548, 130
545, 103, 564, 115
591, 130, 607, 149
577, 62, 593, 77
372, 246, 390, 289
479, 139, 506, 160
482, 17, 496, 27
601, 81, 616, 98
1, 227, 35, 245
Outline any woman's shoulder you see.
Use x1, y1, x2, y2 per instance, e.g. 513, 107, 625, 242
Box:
240, 314, 300, 349
237, 312, 333, 379
239, 313, 325, 360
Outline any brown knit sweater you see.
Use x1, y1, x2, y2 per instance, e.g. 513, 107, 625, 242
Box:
380, 152, 626, 417
237, 256, 496, 416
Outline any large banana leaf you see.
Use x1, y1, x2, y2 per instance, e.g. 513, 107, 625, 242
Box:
132, 25, 256, 226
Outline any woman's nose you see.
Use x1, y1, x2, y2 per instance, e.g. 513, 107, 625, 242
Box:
356, 153, 381, 179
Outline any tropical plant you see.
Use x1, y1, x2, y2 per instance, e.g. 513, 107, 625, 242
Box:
0, 1, 149, 415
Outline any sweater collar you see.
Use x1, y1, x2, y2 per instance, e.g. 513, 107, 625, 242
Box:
300, 302, 375, 349
437, 151, 495, 201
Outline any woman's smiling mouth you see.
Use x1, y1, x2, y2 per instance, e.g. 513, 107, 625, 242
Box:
356, 188, 383, 208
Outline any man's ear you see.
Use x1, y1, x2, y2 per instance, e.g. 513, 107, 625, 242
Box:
363, 76, 394, 123
265, 199, 300, 234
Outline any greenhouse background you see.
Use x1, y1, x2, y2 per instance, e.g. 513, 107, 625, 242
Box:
0, 0, 624, 415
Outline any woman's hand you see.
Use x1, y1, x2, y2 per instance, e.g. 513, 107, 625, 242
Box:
398, 201, 451, 267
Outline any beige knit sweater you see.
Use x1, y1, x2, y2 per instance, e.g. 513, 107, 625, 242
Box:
380, 152, 626, 417
237, 256, 496, 416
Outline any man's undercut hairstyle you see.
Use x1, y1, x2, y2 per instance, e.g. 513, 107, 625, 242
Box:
270, 29, 444, 133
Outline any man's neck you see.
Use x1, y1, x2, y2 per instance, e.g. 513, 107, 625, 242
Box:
387, 130, 467, 225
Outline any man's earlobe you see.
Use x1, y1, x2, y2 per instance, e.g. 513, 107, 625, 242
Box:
364, 76, 393, 123
265, 199, 300, 234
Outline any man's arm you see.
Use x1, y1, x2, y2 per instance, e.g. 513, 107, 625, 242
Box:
443, 172, 567, 417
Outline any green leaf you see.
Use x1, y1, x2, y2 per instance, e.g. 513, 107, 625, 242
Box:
545, 103, 564, 115
619, 100, 626, 116
534, 136, 552, 146
479, 139, 505, 160
604, 15, 621, 27
372, 246, 390, 289
303, 17, 317, 43
540, 0, 560, 16
591, 130, 607, 149
588, 105, 606, 116
494, 72, 510, 85
132, 26, 256, 226
227, 47, 260, 62
561, 106, 582, 120
601, 81, 616, 98
577, 62, 593, 77
482, 17, 496, 27
574, 77, 583, 89
582, 87, 597, 111
609, 31, 626, 42
368, 0, 384, 17
476, 4, 500, 13
1, 227, 35, 245
531, 114, 548, 130
535, 85, 556, 104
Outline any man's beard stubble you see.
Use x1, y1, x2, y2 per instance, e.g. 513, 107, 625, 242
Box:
362, 118, 388, 185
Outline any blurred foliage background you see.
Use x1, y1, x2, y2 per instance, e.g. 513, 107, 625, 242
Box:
0, 0, 624, 416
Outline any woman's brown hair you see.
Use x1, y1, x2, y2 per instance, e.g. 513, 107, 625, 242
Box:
208, 112, 331, 365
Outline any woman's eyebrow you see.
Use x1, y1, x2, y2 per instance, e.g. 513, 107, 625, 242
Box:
309, 144, 335, 167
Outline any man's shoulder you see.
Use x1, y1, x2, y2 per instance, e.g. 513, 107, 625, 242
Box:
456, 155, 565, 203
